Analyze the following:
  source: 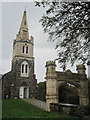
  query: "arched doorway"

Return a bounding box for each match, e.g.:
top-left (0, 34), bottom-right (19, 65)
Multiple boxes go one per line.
top-left (19, 82), bottom-right (29, 98)
top-left (58, 83), bottom-right (79, 105)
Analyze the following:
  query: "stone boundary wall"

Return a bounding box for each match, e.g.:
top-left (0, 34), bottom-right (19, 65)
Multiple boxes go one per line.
top-left (50, 103), bottom-right (90, 117)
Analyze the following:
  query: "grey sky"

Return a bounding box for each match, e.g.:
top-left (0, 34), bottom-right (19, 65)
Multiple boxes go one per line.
top-left (1, 2), bottom-right (88, 83)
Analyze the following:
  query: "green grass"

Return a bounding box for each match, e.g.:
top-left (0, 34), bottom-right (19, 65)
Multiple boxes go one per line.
top-left (2, 99), bottom-right (78, 119)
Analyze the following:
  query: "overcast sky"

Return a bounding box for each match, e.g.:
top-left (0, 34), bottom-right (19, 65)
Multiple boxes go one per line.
top-left (0, 1), bottom-right (88, 83)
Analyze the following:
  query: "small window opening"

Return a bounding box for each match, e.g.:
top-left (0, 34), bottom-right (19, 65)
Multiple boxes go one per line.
top-left (26, 65), bottom-right (27, 73)
top-left (22, 46), bottom-right (24, 53)
top-left (26, 46), bottom-right (28, 54)
top-left (22, 64), bottom-right (24, 73)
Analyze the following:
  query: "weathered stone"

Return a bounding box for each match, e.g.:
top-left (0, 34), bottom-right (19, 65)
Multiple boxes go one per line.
top-left (45, 61), bottom-right (90, 112)
top-left (50, 103), bottom-right (90, 117)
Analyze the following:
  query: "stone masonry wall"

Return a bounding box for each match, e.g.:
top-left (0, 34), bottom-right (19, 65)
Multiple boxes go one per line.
top-left (10, 58), bottom-right (37, 98)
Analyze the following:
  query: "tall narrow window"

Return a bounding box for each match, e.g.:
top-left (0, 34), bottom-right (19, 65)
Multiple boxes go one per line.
top-left (25, 65), bottom-right (27, 73)
top-left (26, 46), bottom-right (28, 54)
top-left (21, 61), bottom-right (29, 77)
top-left (22, 64), bottom-right (24, 73)
top-left (22, 46), bottom-right (24, 53)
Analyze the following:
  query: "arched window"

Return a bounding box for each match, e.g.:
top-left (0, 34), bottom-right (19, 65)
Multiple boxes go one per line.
top-left (22, 46), bottom-right (28, 54)
top-left (22, 46), bottom-right (24, 53)
top-left (26, 46), bottom-right (28, 54)
top-left (25, 64), bottom-right (27, 73)
top-left (21, 61), bottom-right (29, 77)
top-left (22, 64), bottom-right (24, 73)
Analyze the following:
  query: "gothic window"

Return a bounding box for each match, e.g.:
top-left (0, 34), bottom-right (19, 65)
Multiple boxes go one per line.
top-left (25, 65), bottom-right (27, 73)
top-left (26, 46), bottom-right (28, 54)
top-left (22, 46), bottom-right (24, 53)
top-left (22, 46), bottom-right (28, 54)
top-left (22, 64), bottom-right (24, 73)
top-left (21, 61), bottom-right (29, 77)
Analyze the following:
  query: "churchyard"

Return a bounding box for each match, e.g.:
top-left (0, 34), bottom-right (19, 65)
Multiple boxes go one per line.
top-left (2, 99), bottom-right (78, 120)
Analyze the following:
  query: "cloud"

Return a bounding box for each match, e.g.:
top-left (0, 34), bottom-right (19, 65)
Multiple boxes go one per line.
top-left (0, 59), bottom-right (11, 74)
top-left (35, 47), bottom-right (57, 82)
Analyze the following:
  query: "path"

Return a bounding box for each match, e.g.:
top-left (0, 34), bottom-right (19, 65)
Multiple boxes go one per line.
top-left (22, 99), bottom-right (46, 111)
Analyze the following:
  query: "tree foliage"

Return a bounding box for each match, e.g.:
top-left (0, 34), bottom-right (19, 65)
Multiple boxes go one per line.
top-left (59, 84), bottom-right (79, 105)
top-left (37, 81), bottom-right (46, 101)
top-left (35, 1), bottom-right (90, 69)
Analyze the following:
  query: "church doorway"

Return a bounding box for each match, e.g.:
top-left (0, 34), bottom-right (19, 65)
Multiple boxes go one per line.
top-left (24, 87), bottom-right (28, 98)
top-left (19, 86), bottom-right (29, 99)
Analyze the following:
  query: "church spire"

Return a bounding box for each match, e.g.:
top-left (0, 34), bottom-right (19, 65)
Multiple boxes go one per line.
top-left (16, 10), bottom-right (29, 40)
top-left (20, 10), bottom-right (28, 30)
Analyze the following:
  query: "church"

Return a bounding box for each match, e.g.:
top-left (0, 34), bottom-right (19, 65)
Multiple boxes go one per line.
top-left (2, 10), bottom-right (37, 99)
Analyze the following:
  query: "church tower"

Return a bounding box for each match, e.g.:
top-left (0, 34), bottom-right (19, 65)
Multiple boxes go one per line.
top-left (11, 10), bottom-right (37, 98)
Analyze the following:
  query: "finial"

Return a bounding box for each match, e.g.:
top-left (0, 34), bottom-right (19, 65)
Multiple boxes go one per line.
top-left (25, 6), bottom-right (27, 11)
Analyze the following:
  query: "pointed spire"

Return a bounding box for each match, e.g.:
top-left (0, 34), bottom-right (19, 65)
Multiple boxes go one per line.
top-left (20, 10), bottom-right (28, 30)
top-left (16, 10), bottom-right (29, 40)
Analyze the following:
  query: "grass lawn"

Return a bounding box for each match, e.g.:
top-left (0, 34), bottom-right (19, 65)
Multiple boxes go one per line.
top-left (2, 99), bottom-right (78, 119)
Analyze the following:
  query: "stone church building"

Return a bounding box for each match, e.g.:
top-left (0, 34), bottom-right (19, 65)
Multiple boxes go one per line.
top-left (2, 10), bottom-right (37, 99)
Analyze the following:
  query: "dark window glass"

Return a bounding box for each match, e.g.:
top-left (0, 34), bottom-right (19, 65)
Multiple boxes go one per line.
top-left (26, 46), bottom-right (28, 54)
top-left (26, 65), bottom-right (27, 73)
top-left (22, 46), bottom-right (24, 53)
top-left (22, 64), bottom-right (24, 73)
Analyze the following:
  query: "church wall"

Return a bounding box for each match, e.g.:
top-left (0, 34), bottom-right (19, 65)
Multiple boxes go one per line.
top-left (11, 58), bottom-right (37, 98)
top-left (2, 71), bottom-right (13, 99)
